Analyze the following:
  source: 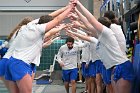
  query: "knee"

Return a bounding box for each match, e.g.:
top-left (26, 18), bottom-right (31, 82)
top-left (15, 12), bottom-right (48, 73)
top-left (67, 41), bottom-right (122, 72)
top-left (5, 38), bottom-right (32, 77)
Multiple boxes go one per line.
top-left (71, 80), bottom-right (76, 85)
top-left (96, 77), bottom-right (102, 85)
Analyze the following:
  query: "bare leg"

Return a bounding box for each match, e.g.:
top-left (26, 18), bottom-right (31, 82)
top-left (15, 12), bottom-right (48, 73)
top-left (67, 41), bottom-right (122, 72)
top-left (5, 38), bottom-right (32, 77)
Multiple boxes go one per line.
top-left (64, 82), bottom-right (69, 93)
top-left (96, 74), bottom-right (103, 93)
top-left (71, 80), bottom-right (76, 93)
top-left (78, 69), bottom-right (83, 82)
top-left (90, 77), bottom-right (96, 93)
top-left (106, 84), bottom-right (114, 93)
top-left (8, 81), bottom-right (19, 93)
top-left (116, 78), bottom-right (131, 93)
top-left (87, 77), bottom-right (91, 93)
top-left (85, 77), bottom-right (89, 92)
top-left (111, 75), bottom-right (116, 93)
top-left (16, 74), bottom-right (32, 93)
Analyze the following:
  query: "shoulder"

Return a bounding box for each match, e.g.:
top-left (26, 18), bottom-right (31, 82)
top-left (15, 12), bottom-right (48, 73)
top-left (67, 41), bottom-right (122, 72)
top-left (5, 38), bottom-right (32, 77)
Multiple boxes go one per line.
top-left (60, 44), bottom-right (67, 49)
top-left (102, 25), bottom-right (114, 36)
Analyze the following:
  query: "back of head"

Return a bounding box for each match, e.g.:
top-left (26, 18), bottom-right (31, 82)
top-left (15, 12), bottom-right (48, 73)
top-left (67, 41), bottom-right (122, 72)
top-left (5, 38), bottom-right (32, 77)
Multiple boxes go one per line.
top-left (66, 36), bottom-right (74, 44)
top-left (38, 15), bottom-right (53, 24)
top-left (18, 16), bottom-right (33, 26)
top-left (104, 11), bottom-right (119, 24)
top-left (98, 17), bottom-right (111, 28)
top-left (104, 11), bottom-right (115, 20)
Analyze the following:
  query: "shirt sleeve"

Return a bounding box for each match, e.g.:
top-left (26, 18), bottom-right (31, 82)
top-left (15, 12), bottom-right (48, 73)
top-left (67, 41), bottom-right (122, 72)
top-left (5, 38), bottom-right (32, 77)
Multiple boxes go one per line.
top-left (57, 47), bottom-right (63, 63)
top-left (102, 26), bottom-right (115, 39)
top-left (89, 37), bottom-right (98, 44)
top-left (35, 23), bottom-right (47, 34)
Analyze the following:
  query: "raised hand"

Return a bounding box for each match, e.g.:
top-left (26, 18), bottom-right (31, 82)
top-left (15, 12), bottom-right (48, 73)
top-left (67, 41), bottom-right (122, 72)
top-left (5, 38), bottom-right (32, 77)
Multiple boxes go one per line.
top-left (68, 12), bottom-right (79, 21)
top-left (72, 21), bottom-right (82, 28)
top-left (69, 0), bottom-right (78, 7)
top-left (56, 23), bottom-right (67, 30)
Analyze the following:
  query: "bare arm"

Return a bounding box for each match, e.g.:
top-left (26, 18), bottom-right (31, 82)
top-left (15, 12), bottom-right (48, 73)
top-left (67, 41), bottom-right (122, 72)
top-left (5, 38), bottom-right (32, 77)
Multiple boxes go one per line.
top-left (72, 21), bottom-right (88, 30)
top-left (75, 8), bottom-right (98, 36)
top-left (49, 6), bottom-right (68, 18)
top-left (44, 24), bottom-right (66, 39)
top-left (67, 30), bottom-right (91, 42)
top-left (43, 37), bottom-right (60, 48)
top-left (45, 3), bottom-right (74, 32)
top-left (76, 1), bottom-right (103, 33)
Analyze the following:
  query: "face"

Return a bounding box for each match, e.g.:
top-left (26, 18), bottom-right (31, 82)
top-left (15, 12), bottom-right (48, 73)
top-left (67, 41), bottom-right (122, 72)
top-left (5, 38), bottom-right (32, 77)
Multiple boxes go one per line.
top-left (67, 42), bottom-right (73, 49)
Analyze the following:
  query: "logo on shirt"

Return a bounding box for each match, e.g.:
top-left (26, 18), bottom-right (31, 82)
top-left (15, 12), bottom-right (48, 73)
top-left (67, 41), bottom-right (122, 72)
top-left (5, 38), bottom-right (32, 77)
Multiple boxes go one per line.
top-left (64, 51), bottom-right (77, 56)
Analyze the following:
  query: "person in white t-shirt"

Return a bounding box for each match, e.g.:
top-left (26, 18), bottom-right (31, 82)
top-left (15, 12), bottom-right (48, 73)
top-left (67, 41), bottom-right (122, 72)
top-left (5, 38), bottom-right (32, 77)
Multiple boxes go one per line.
top-left (104, 11), bottom-right (126, 55)
top-left (57, 36), bottom-right (82, 93)
top-left (69, 10), bottom-right (103, 93)
top-left (75, 1), bottom-right (134, 93)
top-left (5, 2), bottom-right (76, 93)
top-left (100, 11), bottom-right (127, 93)
top-left (0, 17), bottom-right (33, 92)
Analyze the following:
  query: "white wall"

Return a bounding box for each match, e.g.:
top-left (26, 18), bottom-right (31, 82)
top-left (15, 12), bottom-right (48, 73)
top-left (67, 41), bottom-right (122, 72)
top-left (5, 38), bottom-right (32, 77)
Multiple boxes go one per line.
top-left (0, 0), bottom-right (68, 10)
top-left (0, 12), bottom-right (52, 36)
top-left (0, 0), bottom-right (89, 36)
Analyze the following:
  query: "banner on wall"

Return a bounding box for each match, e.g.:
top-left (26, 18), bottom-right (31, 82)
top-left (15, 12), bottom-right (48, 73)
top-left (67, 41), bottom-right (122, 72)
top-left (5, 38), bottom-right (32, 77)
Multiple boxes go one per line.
top-left (100, 0), bottom-right (110, 12)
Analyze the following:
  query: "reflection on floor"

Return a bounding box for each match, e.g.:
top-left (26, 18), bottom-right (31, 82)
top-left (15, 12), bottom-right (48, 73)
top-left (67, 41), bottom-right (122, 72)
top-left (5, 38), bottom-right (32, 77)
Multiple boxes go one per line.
top-left (0, 80), bottom-right (85, 93)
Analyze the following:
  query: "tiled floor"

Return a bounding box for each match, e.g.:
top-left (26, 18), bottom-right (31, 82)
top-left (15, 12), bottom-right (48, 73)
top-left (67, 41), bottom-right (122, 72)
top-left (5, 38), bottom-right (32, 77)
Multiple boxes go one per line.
top-left (0, 80), bottom-right (85, 93)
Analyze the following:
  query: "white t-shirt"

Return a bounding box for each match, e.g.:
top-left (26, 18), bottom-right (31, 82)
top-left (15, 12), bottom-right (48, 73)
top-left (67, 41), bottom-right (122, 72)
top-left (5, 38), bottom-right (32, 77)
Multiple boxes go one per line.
top-left (80, 41), bottom-right (90, 63)
top-left (57, 44), bottom-right (81, 70)
top-left (89, 37), bottom-right (100, 63)
top-left (3, 31), bottom-right (20, 59)
top-left (12, 21), bottom-right (46, 66)
top-left (4, 19), bottom-right (40, 59)
top-left (110, 24), bottom-right (126, 55)
top-left (96, 26), bottom-right (128, 69)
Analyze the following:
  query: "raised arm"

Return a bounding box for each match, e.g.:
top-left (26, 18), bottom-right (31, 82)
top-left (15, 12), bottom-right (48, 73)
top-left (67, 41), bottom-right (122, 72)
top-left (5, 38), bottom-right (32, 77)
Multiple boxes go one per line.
top-left (76, 1), bottom-right (103, 33)
top-left (67, 29), bottom-right (91, 42)
top-left (45, 3), bottom-right (74, 32)
top-left (43, 37), bottom-right (60, 48)
top-left (49, 6), bottom-right (68, 18)
top-left (44, 24), bottom-right (66, 39)
top-left (75, 8), bottom-right (97, 35)
top-left (72, 20), bottom-right (88, 30)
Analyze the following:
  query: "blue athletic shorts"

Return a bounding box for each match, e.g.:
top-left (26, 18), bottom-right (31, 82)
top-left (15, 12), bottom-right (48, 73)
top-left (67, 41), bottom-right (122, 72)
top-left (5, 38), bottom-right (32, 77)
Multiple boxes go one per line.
top-left (101, 65), bottom-right (112, 85)
top-left (0, 58), bottom-right (9, 76)
top-left (88, 61), bottom-right (96, 77)
top-left (5, 57), bottom-right (32, 81)
top-left (62, 68), bottom-right (78, 82)
top-left (95, 60), bottom-right (103, 74)
top-left (113, 60), bottom-right (135, 82)
top-left (81, 62), bottom-right (89, 78)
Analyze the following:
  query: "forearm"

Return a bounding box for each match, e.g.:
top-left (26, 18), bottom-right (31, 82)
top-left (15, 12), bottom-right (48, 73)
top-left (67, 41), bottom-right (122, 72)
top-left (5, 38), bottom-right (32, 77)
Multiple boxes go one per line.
top-left (49, 6), bottom-right (68, 17)
top-left (45, 28), bottom-right (61, 38)
top-left (75, 28), bottom-right (86, 35)
top-left (45, 5), bottom-right (73, 31)
top-left (56, 7), bottom-right (72, 25)
top-left (68, 30), bottom-right (91, 42)
top-left (75, 8), bottom-right (93, 30)
top-left (78, 23), bottom-right (89, 30)
top-left (43, 40), bottom-right (53, 48)
top-left (76, 1), bottom-right (103, 33)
